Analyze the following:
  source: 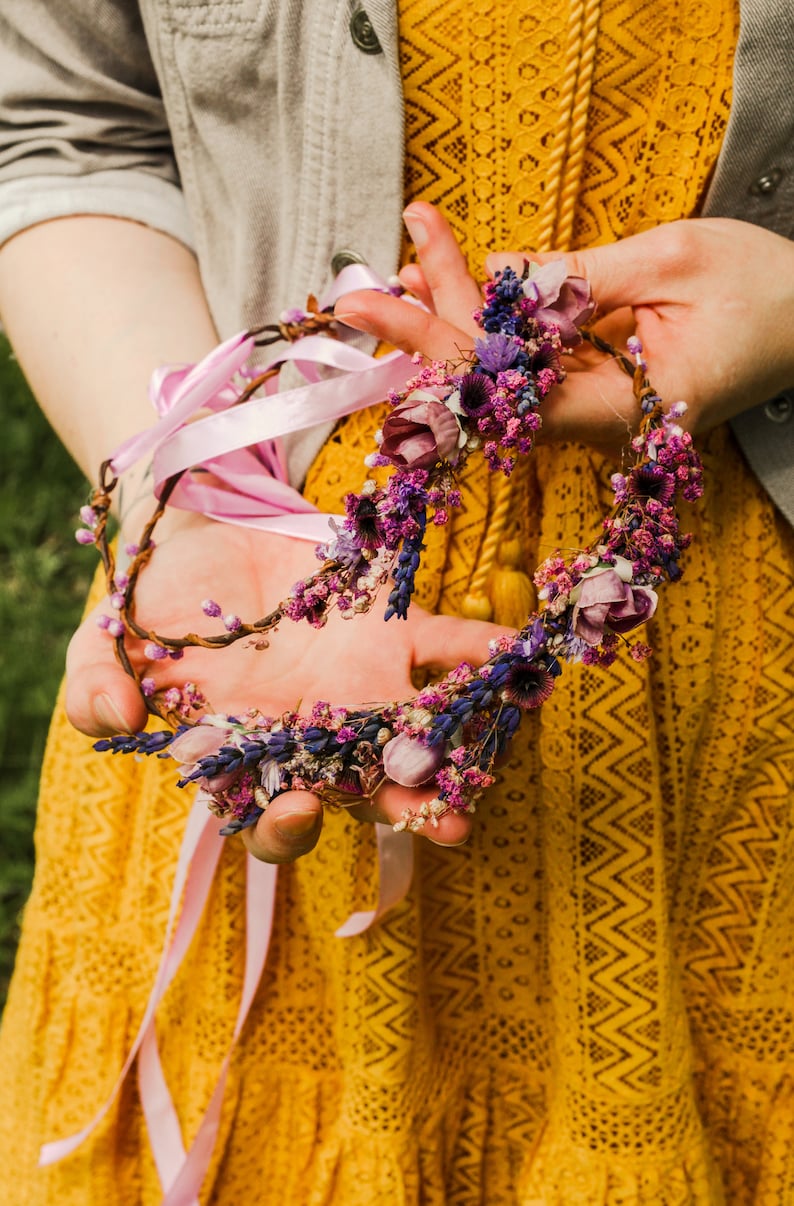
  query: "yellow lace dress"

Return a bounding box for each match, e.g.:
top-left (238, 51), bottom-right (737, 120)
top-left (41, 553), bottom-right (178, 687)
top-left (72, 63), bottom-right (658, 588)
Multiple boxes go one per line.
top-left (3, 1), bottom-right (794, 1203)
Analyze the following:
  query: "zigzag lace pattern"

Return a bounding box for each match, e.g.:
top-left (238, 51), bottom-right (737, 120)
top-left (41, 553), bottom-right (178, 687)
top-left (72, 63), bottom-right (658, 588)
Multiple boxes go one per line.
top-left (4, 1), bottom-right (794, 1203)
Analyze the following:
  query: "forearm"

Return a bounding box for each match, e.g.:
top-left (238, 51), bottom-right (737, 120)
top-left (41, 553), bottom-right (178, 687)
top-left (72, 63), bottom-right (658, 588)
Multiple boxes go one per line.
top-left (0, 216), bottom-right (219, 482)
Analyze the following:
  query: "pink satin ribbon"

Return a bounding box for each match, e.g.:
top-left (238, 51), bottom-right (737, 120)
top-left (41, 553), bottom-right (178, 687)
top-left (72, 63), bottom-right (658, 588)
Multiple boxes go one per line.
top-left (41, 268), bottom-right (418, 1201)
top-left (111, 266), bottom-right (415, 543)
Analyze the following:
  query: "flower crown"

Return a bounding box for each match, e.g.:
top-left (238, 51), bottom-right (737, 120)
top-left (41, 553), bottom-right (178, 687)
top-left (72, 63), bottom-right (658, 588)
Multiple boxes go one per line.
top-left (81, 262), bottom-right (702, 835)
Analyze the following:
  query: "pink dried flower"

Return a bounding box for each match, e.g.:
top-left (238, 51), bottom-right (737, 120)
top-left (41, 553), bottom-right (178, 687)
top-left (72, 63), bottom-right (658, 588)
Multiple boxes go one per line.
top-left (572, 568), bottom-right (658, 645)
top-left (523, 260), bottom-right (595, 345)
top-left (379, 395), bottom-right (462, 469)
top-left (383, 731), bottom-right (445, 786)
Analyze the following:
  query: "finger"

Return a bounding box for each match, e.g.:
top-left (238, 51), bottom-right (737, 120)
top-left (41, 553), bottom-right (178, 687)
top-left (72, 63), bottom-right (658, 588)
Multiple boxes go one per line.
top-left (484, 251), bottom-right (528, 279)
top-left (65, 610), bottom-right (150, 736)
top-left (347, 782), bottom-right (474, 847)
top-left (398, 262), bottom-right (435, 312)
top-left (410, 611), bottom-right (514, 673)
top-left (401, 202), bottom-right (483, 326)
top-left (486, 223), bottom-right (696, 318)
top-left (335, 289), bottom-right (474, 363)
top-left (240, 790), bottom-right (324, 863)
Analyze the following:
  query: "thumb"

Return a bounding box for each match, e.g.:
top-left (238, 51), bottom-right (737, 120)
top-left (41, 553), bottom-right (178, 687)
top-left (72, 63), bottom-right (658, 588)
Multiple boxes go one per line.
top-left (65, 612), bottom-right (150, 736)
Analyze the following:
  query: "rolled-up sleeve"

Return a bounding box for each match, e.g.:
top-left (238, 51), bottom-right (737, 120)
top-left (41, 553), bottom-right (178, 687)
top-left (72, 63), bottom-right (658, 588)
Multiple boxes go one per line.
top-left (0, 0), bottom-right (193, 248)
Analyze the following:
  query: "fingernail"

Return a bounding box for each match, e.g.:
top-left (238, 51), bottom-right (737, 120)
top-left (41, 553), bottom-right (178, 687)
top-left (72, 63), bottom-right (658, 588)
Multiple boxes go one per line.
top-left (403, 208), bottom-right (428, 250)
top-left (93, 693), bottom-right (132, 734)
top-left (274, 810), bottom-right (321, 840)
top-left (334, 308), bottom-right (373, 333)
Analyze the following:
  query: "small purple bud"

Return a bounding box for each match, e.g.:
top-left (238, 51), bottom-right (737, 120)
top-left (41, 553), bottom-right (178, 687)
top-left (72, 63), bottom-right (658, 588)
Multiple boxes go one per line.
top-left (79, 505), bottom-right (97, 527)
top-left (223, 614), bottom-right (242, 632)
top-left (141, 677), bottom-right (156, 697)
top-left (110, 591), bottom-right (125, 609)
top-left (107, 619), bottom-right (125, 639)
top-left (627, 335), bottom-right (643, 356)
top-left (163, 688), bottom-right (182, 708)
top-left (144, 642), bottom-right (169, 661)
top-left (201, 599), bottom-right (223, 618)
top-left (114, 573), bottom-right (129, 590)
top-left (168, 648), bottom-right (184, 661)
top-left (124, 542), bottom-right (139, 557)
top-left (280, 306), bottom-right (306, 325)
top-left (96, 614), bottom-right (111, 630)
top-left (75, 528), bottom-right (96, 545)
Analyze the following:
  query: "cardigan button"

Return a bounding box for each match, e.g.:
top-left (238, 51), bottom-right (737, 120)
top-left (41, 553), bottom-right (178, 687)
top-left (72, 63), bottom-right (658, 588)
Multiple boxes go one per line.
top-left (750, 167), bottom-right (784, 196)
top-left (350, 8), bottom-right (382, 54)
top-left (331, 248), bottom-right (366, 276)
top-left (764, 393), bottom-right (793, 423)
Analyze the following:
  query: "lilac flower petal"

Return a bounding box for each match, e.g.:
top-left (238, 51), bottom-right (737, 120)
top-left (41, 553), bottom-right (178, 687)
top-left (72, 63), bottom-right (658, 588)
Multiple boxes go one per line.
top-left (169, 725), bottom-right (227, 764)
top-left (383, 731), bottom-right (445, 786)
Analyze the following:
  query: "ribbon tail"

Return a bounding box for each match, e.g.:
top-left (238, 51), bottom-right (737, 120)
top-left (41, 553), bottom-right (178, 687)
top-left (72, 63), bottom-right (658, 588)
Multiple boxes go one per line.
top-left (157, 854), bottom-right (278, 1206)
top-left (39, 796), bottom-right (223, 1167)
top-left (335, 824), bottom-right (414, 938)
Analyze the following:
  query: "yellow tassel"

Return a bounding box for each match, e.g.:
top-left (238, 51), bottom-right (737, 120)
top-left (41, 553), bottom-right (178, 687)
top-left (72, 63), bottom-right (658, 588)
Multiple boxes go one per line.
top-left (461, 592), bottom-right (494, 622)
top-left (488, 537), bottom-right (535, 628)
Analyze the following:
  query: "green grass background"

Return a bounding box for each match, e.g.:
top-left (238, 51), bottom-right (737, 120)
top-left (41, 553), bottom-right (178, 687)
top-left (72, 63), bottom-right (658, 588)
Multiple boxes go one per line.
top-left (0, 335), bottom-right (91, 1005)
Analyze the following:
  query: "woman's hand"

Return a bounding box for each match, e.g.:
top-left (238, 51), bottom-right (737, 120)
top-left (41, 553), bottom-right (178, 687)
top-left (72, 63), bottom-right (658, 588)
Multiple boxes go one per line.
top-left (337, 201), bottom-right (794, 458)
top-left (67, 516), bottom-right (509, 861)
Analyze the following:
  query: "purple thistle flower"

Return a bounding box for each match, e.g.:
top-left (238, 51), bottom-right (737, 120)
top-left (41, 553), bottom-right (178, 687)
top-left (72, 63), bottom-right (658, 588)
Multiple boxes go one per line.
top-left (346, 493), bottom-right (382, 548)
top-left (628, 464), bottom-right (676, 505)
top-left (474, 332), bottom-right (521, 373)
top-left (502, 661), bottom-right (555, 709)
top-left (458, 373), bottom-right (496, 418)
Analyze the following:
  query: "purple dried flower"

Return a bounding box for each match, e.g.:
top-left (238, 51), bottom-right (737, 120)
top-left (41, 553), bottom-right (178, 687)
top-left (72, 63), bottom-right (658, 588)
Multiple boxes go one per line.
top-left (202, 599), bottom-right (222, 618)
top-left (457, 373), bottom-right (496, 418)
top-left (347, 493), bottom-right (382, 547)
top-left (144, 641), bottom-right (169, 660)
top-left (474, 332), bottom-right (520, 373)
top-left (628, 464), bottom-right (676, 505)
top-left (502, 661), bottom-right (555, 709)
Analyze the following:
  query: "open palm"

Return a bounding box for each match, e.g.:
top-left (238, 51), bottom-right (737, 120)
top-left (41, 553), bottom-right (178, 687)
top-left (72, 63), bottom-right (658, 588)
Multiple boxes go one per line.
top-left (67, 516), bottom-right (506, 856)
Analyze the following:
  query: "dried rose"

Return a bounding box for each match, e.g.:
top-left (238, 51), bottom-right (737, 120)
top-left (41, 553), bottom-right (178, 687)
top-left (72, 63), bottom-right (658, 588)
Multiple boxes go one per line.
top-left (383, 731), bottom-right (445, 787)
top-left (379, 393), bottom-right (463, 469)
top-left (169, 722), bottom-right (239, 792)
top-left (523, 260), bottom-right (595, 345)
top-left (571, 568), bottom-right (658, 645)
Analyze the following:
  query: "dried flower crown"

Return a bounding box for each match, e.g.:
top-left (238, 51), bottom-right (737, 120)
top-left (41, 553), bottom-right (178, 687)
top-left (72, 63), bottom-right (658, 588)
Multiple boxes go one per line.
top-left (80, 262), bottom-right (702, 835)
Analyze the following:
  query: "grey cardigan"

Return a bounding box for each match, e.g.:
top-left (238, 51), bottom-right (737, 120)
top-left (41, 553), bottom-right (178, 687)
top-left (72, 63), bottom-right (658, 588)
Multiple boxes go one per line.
top-left (0, 0), bottom-right (791, 518)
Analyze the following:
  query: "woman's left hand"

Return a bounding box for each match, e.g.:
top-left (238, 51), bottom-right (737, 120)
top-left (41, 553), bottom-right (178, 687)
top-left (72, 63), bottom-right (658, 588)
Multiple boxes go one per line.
top-left (336, 201), bottom-right (794, 458)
